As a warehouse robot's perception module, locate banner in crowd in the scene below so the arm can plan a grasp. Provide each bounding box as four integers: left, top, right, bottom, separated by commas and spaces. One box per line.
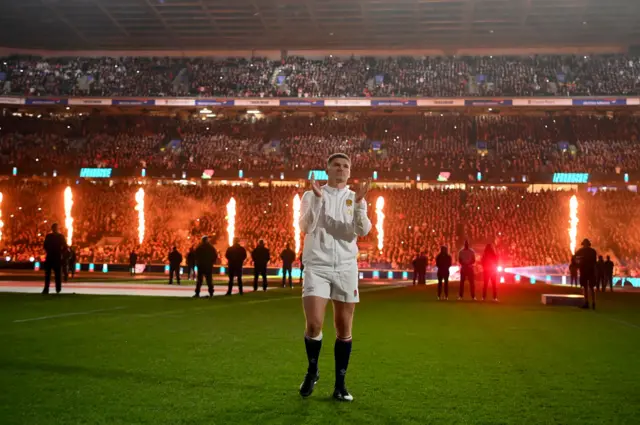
279, 99, 325, 106
79, 168, 113, 178
24, 98, 68, 105
552, 173, 589, 183
572, 98, 627, 106
324, 99, 372, 107
194, 99, 235, 106
371, 99, 417, 106
155, 99, 196, 106
234, 99, 279, 106
2, 96, 640, 108
464, 99, 513, 106
111, 99, 155, 106
417, 99, 465, 106
0, 96, 24, 105
512, 98, 573, 106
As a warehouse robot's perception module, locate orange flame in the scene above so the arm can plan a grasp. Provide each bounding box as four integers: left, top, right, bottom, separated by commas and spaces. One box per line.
226, 197, 236, 246
293, 194, 301, 254
569, 195, 579, 255
376, 196, 385, 252
135, 188, 145, 245
64, 187, 73, 246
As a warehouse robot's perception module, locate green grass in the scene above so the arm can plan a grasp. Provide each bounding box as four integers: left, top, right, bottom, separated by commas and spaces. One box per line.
0, 283, 639, 425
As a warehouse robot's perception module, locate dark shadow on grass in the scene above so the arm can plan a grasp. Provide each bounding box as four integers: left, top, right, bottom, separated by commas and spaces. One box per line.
0, 360, 277, 392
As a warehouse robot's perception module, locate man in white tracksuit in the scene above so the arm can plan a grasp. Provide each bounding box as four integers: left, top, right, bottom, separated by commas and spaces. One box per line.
298, 153, 372, 402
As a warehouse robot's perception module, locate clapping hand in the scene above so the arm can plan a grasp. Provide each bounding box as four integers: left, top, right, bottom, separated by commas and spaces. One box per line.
355, 180, 370, 203
310, 177, 322, 197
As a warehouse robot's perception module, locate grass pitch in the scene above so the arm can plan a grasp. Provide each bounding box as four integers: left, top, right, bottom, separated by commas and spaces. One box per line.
0, 282, 638, 425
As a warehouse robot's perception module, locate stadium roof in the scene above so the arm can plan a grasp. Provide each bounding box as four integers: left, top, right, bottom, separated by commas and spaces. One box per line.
1, 0, 639, 52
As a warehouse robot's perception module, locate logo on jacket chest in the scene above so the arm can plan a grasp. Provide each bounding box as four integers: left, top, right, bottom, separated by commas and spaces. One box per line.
345, 199, 354, 216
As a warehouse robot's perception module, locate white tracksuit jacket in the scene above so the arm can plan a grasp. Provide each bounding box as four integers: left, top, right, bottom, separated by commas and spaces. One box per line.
299, 185, 372, 271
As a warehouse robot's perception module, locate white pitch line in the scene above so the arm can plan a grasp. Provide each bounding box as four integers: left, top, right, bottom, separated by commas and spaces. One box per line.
137, 284, 408, 318
604, 316, 640, 330
13, 306, 126, 323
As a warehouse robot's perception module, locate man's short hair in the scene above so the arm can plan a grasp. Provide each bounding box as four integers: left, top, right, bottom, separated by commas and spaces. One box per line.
327, 153, 351, 166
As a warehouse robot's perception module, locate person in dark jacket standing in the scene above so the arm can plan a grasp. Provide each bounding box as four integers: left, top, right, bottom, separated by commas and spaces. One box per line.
481, 244, 499, 302
569, 255, 578, 287
68, 247, 77, 280
281, 244, 296, 288
62, 245, 71, 283
252, 240, 270, 291
299, 251, 304, 286
129, 250, 138, 276
595, 256, 606, 292
412, 252, 427, 286
458, 240, 476, 300
42, 223, 68, 294
226, 238, 247, 295
604, 256, 614, 292
168, 246, 183, 285
435, 246, 452, 300
575, 238, 597, 309
186, 246, 196, 281
195, 236, 218, 298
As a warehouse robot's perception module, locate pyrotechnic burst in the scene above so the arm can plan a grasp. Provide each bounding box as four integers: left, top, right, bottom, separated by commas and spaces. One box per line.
135, 188, 145, 244
64, 187, 73, 246
569, 195, 579, 255
293, 194, 301, 254
376, 196, 385, 252
226, 197, 236, 246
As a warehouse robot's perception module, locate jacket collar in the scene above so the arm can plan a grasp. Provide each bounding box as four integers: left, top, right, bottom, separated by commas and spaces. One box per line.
322, 184, 349, 194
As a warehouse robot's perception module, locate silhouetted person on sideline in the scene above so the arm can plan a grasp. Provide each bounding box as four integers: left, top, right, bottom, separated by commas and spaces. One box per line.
412, 252, 427, 285
195, 236, 218, 298
252, 240, 270, 291
68, 247, 77, 279
129, 250, 138, 276
299, 252, 304, 286
42, 223, 68, 294
168, 246, 182, 285
186, 246, 196, 280
569, 255, 578, 287
596, 256, 606, 291
458, 240, 476, 300
226, 238, 247, 295
575, 238, 597, 309
436, 246, 452, 300
281, 244, 296, 288
604, 256, 614, 292
481, 244, 499, 302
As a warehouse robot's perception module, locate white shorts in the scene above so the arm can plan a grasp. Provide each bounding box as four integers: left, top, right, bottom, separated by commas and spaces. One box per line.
302, 264, 360, 303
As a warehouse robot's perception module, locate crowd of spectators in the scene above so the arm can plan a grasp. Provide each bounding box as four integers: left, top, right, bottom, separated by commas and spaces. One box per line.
2, 114, 640, 175
3, 54, 640, 97
2, 180, 638, 276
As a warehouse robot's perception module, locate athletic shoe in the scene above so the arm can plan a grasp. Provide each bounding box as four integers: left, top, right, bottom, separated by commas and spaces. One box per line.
299, 371, 319, 398
333, 386, 354, 402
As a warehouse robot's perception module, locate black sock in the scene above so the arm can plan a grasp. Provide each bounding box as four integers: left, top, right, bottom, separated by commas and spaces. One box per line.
304, 336, 322, 374
334, 338, 352, 389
